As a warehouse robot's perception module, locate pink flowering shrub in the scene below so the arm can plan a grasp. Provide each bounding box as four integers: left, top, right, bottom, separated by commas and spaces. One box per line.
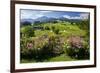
64, 35, 90, 59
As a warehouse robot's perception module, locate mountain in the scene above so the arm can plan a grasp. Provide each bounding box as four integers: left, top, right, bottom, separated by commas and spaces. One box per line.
58, 16, 69, 21
21, 19, 34, 24
21, 16, 83, 25
34, 16, 58, 23
35, 16, 49, 22
20, 19, 35, 26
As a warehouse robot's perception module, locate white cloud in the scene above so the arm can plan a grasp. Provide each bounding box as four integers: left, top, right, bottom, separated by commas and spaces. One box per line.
63, 15, 71, 19
21, 10, 53, 19
40, 11, 53, 13
80, 13, 89, 20
34, 14, 44, 19
63, 15, 81, 19
21, 10, 45, 19
21, 9, 89, 20
71, 16, 81, 19
63, 13, 89, 20
21, 11, 33, 19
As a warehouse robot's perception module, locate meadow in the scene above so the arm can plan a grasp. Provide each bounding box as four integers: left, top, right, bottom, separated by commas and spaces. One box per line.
20, 20, 90, 63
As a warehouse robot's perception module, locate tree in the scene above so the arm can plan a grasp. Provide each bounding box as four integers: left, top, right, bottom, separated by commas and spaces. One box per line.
34, 21, 41, 24
21, 21, 31, 26
21, 26, 35, 37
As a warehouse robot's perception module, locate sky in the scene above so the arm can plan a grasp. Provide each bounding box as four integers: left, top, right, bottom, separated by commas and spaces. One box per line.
20, 9, 89, 20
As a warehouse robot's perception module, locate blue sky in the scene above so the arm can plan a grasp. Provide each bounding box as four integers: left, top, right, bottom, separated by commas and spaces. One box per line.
20, 9, 89, 20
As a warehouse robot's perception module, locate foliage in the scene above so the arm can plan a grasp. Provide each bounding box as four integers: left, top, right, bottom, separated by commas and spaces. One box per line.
45, 26, 50, 30
77, 20, 90, 36
21, 21, 31, 26
20, 20, 90, 63
51, 26, 55, 31
54, 29, 60, 34
20, 26, 35, 37
63, 36, 90, 59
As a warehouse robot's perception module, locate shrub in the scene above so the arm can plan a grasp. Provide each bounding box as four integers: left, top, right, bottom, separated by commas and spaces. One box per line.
54, 29, 59, 34
68, 36, 83, 49
20, 26, 35, 38
47, 36, 63, 56
37, 35, 64, 58
20, 35, 50, 60
64, 36, 90, 59
21, 38, 35, 59
51, 26, 55, 31
45, 26, 50, 30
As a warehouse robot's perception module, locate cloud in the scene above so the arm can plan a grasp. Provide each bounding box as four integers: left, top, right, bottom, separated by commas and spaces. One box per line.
63, 13, 89, 20
35, 14, 44, 18
21, 11, 33, 19
21, 10, 53, 19
63, 15, 81, 19
21, 10, 45, 19
80, 13, 89, 20
21, 9, 89, 20
63, 15, 71, 19
40, 11, 53, 13
71, 16, 81, 19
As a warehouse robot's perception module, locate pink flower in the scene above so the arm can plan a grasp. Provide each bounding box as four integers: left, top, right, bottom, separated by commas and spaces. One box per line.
27, 43, 33, 49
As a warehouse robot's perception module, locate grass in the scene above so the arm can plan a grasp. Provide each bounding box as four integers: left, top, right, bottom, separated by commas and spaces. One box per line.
21, 59, 36, 63
21, 22, 86, 38
33, 23, 86, 37
21, 54, 76, 63
35, 30, 55, 37
45, 54, 76, 62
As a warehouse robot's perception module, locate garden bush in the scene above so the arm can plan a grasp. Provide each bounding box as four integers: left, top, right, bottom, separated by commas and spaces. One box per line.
47, 36, 63, 56
63, 36, 90, 59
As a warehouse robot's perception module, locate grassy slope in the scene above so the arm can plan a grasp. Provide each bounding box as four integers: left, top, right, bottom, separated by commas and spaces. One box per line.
21, 22, 87, 63
34, 22, 86, 37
